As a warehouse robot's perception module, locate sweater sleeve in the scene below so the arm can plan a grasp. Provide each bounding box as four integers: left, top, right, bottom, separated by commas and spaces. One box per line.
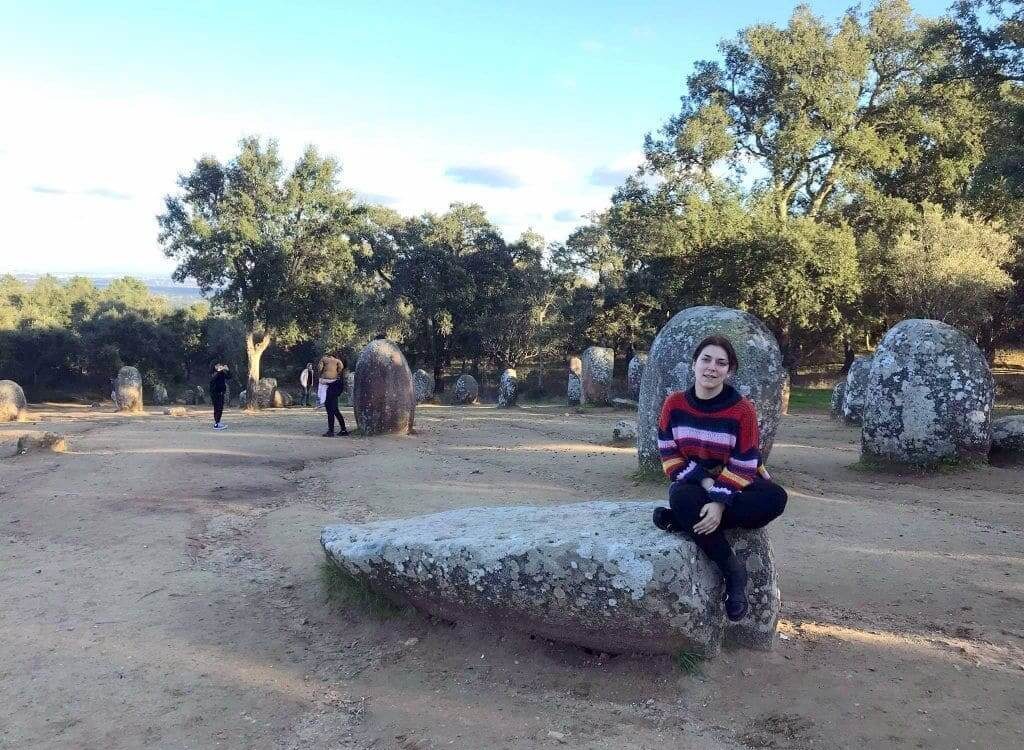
657, 394, 708, 484
709, 400, 767, 504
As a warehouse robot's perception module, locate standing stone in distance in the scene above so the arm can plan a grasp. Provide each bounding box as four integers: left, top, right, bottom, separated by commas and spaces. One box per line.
838, 356, 872, 424
254, 378, 279, 408
627, 353, 648, 401
151, 383, 169, 405
453, 374, 479, 405
114, 366, 144, 413
497, 369, 518, 408
567, 375, 581, 405
780, 372, 791, 416
637, 306, 786, 473
991, 415, 1024, 458
353, 339, 416, 435
581, 346, 614, 406
0, 380, 27, 422
321, 500, 780, 657
612, 420, 637, 443
829, 379, 847, 421
413, 369, 435, 403
343, 372, 356, 405
861, 319, 994, 464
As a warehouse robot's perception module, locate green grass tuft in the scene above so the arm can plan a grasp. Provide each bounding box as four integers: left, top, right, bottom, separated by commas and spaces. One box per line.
319, 560, 408, 620
850, 454, 984, 475
673, 648, 704, 675
630, 464, 667, 484
788, 387, 833, 411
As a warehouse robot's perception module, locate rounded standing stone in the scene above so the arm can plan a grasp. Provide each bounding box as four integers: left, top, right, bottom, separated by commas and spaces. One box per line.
829, 379, 847, 421
838, 356, 872, 424
991, 415, 1024, 458
453, 374, 479, 405
114, 366, 144, 413
497, 369, 518, 408
637, 306, 786, 473
581, 346, 614, 405
0, 380, 28, 422
353, 339, 416, 435
151, 383, 169, 405
254, 377, 278, 408
861, 319, 994, 464
413, 369, 435, 403
627, 353, 648, 401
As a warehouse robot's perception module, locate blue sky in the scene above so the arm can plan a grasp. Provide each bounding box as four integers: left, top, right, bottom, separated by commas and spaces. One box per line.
0, 0, 952, 274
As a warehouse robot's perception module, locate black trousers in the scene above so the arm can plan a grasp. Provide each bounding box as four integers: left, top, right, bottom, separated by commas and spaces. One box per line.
668, 479, 787, 572
302, 385, 312, 406
212, 391, 225, 424
325, 380, 346, 433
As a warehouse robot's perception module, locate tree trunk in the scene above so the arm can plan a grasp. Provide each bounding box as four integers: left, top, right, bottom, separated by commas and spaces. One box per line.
244, 330, 272, 410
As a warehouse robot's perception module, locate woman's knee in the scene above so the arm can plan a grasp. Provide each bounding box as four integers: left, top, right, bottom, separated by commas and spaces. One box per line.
669, 482, 705, 522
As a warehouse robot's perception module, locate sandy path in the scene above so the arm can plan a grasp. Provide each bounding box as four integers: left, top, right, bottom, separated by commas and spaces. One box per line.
1, 403, 1021, 749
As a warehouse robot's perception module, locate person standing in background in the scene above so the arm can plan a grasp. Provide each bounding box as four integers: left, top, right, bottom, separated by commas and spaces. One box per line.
299, 362, 315, 406
317, 352, 348, 437
209, 362, 232, 430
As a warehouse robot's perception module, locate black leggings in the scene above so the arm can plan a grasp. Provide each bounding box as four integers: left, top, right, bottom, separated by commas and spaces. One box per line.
668, 479, 787, 572
212, 392, 225, 424
325, 380, 346, 433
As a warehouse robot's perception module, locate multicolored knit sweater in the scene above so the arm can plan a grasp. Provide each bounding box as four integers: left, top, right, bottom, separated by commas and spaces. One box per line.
658, 384, 770, 505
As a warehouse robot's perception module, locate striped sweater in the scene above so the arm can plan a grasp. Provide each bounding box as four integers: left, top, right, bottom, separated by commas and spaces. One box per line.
658, 384, 770, 505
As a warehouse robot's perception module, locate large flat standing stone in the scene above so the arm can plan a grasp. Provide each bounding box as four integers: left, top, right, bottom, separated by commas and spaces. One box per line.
321, 501, 779, 656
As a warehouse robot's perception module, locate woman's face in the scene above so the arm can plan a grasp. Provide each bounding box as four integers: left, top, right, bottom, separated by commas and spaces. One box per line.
693, 344, 732, 391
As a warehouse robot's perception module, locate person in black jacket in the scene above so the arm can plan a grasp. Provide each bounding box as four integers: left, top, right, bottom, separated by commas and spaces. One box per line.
209, 363, 232, 430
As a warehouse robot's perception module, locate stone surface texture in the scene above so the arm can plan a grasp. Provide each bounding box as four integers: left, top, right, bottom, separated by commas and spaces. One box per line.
321, 500, 779, 656
253, 378, 279, 408
567, 374, 581, 406
581, 346, 615, 406
612, 421, 637, 442
861, 319, 994, 464
838, 356, 872, 424
16, 432, 66, 454
497, 369, 518, 408
627, 354, 648, 401
453, 374, 479, 405
114, 366, 144, 413
353, 340, 416, 435
991, 415, 1024, 455
413, 369, 435, 403
0, 380, 28, 422
151, 384, 169, 405
637, 306, 786, 473
830, 380, 847, 421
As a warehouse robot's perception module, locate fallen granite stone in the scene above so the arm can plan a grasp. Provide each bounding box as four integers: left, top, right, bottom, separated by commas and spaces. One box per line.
862, 319, 993, 464
16, 432, 66, 455
611, 397, 638, 410
612, 420, 637, 442
321, 501, 779, 656
0, 380, 28, 422
163, 406, 187, 417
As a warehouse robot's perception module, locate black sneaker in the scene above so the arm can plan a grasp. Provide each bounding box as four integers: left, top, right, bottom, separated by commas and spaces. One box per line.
652, 507, 679, 533
323, 430, 336, 437
724, 559, 749, 621
338, 430, 350, 436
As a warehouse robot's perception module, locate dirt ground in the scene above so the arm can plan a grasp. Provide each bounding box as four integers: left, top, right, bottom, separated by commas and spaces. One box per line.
1, 400, 1023, 750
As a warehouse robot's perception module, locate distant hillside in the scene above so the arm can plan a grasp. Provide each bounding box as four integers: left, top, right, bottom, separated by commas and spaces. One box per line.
12, 273, 206, 306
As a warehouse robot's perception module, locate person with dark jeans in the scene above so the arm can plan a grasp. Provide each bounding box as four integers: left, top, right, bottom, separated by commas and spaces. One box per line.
300, 362, 315, 406
323, 378, 348, 436
652, 334, 788, 621
209, 363, 232, 430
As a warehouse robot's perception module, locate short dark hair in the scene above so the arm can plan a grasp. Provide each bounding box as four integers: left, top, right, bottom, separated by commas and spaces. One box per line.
692, 335, 739, 373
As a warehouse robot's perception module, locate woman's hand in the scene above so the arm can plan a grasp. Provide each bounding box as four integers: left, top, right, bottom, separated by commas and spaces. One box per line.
693, 502, 725, 535
700, 477, 714, 491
